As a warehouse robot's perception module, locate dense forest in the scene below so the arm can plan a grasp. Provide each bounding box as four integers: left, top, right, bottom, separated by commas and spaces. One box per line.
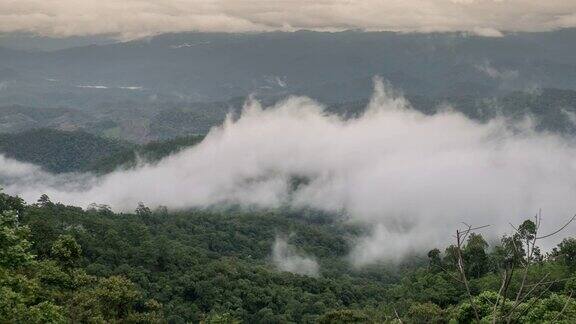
2, 88, 576, 144
0, 129, 130, 173
0, 129, 204, 174
2, 189, 576, 323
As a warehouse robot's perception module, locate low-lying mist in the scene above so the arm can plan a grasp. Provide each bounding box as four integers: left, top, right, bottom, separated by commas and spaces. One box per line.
272, 235, 320, 277
2, 78, 576, 265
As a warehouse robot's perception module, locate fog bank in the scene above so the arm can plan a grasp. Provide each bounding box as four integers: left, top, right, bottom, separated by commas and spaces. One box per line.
2, 79, 576, 264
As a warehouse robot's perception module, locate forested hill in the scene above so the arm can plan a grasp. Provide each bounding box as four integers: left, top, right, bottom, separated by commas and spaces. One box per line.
2, 190, 576, 322
2, 87, 576, 174
89, 134, 205, 174
0, 129, 130, 173
1, 88, 576, 145
0, 129, 204, 174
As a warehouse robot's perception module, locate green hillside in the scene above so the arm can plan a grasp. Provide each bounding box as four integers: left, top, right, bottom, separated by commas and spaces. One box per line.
2, 191, 576, 322
0, 129, 204, 174
0, 129, 130, 173
89, 135, 204, 174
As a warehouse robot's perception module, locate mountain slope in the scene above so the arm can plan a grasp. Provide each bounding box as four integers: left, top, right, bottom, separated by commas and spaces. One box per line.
0, 129, 130, 173
0, 129, 204, 174
89, 134, 205, 174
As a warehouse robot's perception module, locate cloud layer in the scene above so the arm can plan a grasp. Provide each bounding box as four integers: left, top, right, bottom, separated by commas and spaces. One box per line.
2, 79, 576, 264
1, 0, 576, 38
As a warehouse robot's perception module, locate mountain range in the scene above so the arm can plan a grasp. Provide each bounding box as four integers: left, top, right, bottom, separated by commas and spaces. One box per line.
1, 29, 576, 108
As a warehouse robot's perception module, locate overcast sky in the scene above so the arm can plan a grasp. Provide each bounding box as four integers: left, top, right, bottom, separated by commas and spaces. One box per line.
1, 0, 575, 39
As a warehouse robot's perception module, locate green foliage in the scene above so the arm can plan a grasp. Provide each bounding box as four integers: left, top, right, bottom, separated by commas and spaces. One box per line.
393, 220, 576, 323
463, 233, 489, 278
519, 293, 576, 323
66, 275, 161, 323
3, 189, 576, 322
0, 210, 34, 268
0, 129, 130, 173
0, 206, 67, 323
518, 220, 537, 241
0, 190, 25, 215
89, 135, 204, 174
317, 309, 373, 324
557, 238, 576, 269
0, 129, 204, 174
203, 312, 242, 324
16, 196, 398, 322
0, 191, 161, 323
451, 291, 506, 322
405, 302, 445, 323
427, 248, 442, 273
51, 234, 82, 268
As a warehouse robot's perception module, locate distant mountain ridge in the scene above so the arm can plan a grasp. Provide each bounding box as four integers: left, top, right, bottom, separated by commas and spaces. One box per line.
1, 30, 576, 108
1, 88, 576, 174
2, 88, 576, 144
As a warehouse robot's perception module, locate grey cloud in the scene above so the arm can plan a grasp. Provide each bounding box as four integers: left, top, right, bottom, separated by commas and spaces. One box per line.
1, 1, 576, 38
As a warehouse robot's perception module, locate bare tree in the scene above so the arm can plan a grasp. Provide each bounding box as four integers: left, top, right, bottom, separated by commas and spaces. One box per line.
444, 212, 575, 323
454, 224, 490, 322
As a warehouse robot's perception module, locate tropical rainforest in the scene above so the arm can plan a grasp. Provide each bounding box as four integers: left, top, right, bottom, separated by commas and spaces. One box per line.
2, 188, 576, 323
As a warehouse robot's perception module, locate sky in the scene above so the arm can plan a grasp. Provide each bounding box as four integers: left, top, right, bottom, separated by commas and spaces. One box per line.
1, 0, 576, 39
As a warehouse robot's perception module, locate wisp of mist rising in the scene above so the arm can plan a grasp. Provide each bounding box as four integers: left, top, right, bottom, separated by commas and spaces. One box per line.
2, 79, 576, 264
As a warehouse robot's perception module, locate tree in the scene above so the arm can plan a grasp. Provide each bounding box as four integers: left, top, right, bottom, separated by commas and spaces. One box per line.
96, 276, 142, 319
557, 238, 576, 269
204, 312, 242, 324
519, 293, 576, 322
37, 194, 53, 207
0, 210, 34, 268
427, 248, 442, 272
135, 202, 152, 218
317, 309, 372, 324
0, 190, 25, 216
406, 302, 445, 323
0, 209, 66, 322
443, 215, 576, 323
51, 235, 82, 269
463, 233, 489, 278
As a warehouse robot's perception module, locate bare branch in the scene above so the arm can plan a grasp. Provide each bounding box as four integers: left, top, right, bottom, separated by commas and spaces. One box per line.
456, 228, 481, 322
536, 214, 576, 240
513, 277, 556, 321
509, 222, 520, 233
458, 224, 491, 234
524, 278, 572, 287
491, 269, 509, 324
507, 217, 540, 323
506, 272, 551, 322
393, 306, 403, 324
